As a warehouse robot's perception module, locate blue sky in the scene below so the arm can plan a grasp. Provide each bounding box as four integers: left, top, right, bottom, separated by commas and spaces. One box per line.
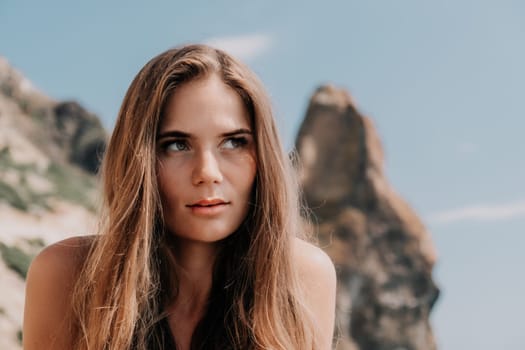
1, 1, 524, 348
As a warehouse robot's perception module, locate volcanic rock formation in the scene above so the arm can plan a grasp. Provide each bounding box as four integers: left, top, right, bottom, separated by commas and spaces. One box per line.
295, 85, 439, 350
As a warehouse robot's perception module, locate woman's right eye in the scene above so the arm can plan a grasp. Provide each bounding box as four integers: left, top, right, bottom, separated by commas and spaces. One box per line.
164, 140, 189, 152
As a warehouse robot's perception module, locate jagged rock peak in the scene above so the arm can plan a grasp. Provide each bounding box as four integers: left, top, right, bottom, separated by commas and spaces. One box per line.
310, 84, 355, 111
296, 84, 438, 350
296, 84, 385, 207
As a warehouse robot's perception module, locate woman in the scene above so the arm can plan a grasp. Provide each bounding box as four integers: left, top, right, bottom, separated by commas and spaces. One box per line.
23, 44, 336, 350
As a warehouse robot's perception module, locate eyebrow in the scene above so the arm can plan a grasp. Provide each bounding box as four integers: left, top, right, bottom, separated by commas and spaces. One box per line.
157, 128, 253, 140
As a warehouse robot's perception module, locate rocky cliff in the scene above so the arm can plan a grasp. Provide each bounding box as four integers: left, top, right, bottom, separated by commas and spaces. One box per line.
295, 85, 439, 349
0, 56, 106, 175
0, 56, 104, 349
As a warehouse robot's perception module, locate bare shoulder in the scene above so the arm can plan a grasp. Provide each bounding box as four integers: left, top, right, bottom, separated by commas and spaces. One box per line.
293, 238, 337, 349
27, 235, 93, 285
35, 234, 92, 261
293, 237, 337, 288
23, 235, 94, 349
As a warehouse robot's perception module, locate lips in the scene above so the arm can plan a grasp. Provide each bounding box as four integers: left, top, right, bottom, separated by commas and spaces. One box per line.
187, 198, 230, 207
187, 198, 230, 216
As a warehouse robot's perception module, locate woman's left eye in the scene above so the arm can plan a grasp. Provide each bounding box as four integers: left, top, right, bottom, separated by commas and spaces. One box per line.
222, 137, 248, 149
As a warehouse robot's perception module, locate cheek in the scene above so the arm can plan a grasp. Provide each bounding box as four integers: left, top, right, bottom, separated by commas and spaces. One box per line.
228, 153, 257, 189
157, 161, 184, 203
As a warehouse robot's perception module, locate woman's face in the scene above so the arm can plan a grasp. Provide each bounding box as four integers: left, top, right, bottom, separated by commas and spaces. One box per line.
157, 74, 257, 244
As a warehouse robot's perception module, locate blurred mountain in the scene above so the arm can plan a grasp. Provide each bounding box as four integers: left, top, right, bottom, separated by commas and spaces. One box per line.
295, 85, 440, 349
0, 56, 105, 348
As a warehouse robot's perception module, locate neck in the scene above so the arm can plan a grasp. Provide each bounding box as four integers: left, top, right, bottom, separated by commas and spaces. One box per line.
168, 239, 219, 319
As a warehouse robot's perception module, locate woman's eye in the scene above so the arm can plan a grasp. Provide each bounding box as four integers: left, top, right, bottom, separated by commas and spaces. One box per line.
222, 137, 248, 149
165, 140, 189, 152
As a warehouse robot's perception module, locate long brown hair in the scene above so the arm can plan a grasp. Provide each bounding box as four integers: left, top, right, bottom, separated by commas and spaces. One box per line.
70, 44, 317, 349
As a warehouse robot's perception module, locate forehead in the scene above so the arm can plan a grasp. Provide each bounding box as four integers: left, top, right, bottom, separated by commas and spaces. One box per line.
160, 74, 251, 133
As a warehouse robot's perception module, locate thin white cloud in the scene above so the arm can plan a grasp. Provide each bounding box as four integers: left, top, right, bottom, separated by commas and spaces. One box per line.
204, 33, 272, 61
427, 199, 525, 224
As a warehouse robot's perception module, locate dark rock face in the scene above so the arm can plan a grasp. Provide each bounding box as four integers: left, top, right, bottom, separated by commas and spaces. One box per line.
0, 56, 107, 175
295, 85, 439, 350
53, 101, 106, 174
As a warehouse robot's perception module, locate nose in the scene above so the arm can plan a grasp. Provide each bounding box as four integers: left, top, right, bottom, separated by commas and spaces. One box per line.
192, 150, 223, 185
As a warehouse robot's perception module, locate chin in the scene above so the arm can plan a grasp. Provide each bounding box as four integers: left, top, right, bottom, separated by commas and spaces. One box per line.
171, 226, 238, 244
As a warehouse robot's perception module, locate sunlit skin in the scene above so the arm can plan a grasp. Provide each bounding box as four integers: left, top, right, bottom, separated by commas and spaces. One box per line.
156, 74, 256, 246
156, 74, 257, 348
